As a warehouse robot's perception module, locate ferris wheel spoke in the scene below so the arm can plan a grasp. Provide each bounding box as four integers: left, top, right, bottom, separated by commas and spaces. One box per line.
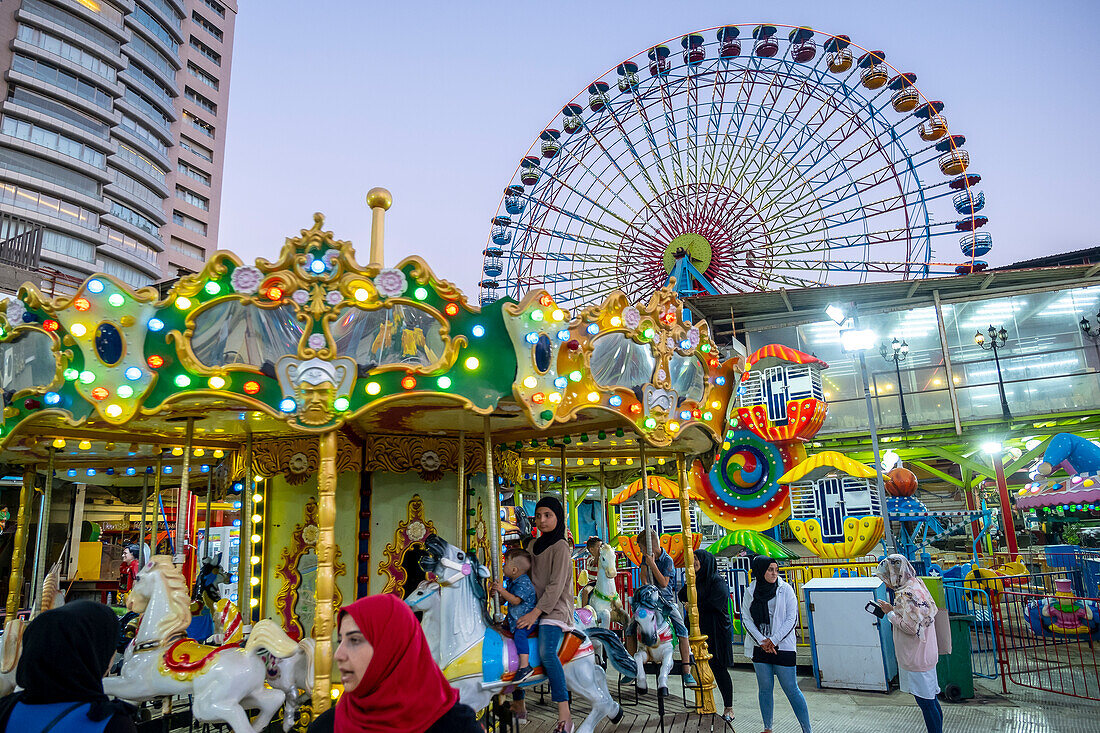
594, 100, 666, 200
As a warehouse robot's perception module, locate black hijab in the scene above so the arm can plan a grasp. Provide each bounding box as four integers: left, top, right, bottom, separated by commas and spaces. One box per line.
749, 555, 779, 629
693, 550, 731, 614
532, 496, 567, 555
0, 601, 133, 726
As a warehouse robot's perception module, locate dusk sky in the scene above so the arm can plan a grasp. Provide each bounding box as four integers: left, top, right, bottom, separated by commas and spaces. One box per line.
219, 0, 1100, 296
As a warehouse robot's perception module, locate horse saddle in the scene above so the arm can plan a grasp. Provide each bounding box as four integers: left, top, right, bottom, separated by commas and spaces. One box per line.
486, 628, 589, 683
160, 638, 239, 679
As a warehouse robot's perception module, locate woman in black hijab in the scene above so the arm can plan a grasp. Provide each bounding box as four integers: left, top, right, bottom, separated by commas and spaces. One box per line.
741, 557, 811, 733
0, 600, 135, 733
679, 549, 734, 721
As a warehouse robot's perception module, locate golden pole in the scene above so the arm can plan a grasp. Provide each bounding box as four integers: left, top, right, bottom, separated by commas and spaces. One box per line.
238, 439, 252, 618
313, 430, 338, 713
202, 472, 213, 559
5, 467, 35, 617
678, 454, 715, 713
640, 442, 652, 557
138, 473, 149, 565
484, 418, 501, 607
365, 187, 392, 267
457, 432, 465, 548
30, 449, 54, 614
174, 418, 194, 566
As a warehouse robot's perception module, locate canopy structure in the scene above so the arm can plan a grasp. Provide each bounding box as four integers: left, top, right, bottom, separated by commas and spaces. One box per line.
0, 207, 737, 710
609, 474, 704, 504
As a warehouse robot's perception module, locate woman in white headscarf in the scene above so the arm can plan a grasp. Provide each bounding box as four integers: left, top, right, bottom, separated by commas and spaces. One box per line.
875, 554, 942, 733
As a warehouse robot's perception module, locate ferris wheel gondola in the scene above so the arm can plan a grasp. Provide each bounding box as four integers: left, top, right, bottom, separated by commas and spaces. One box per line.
481, 23, 992, 307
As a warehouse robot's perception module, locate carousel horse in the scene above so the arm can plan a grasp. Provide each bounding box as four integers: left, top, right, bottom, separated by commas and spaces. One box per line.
587, 542, 627, 630
406, 535, 634, 733
103, 556, 301, 733
629, 585, 675, 697
0, 560, 66, 695
267, 637, 315, 732
187, 555, 244, 644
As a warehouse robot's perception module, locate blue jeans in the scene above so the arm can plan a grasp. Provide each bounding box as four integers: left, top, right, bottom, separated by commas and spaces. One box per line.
754, 661, 811, 733
513, 625, 530, 658
915, 694, 943, 733
513, 624, 569, 704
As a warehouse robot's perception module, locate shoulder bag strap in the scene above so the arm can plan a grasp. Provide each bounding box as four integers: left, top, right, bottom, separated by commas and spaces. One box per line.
40, 702, 85, 733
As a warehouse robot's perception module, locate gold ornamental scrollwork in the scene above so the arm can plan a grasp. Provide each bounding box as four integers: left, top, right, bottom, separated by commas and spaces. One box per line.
377, 494, 437, 597
274, 498, 346, 641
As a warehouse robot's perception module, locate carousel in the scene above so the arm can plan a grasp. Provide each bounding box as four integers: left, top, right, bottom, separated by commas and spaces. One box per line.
0, 190, 742, 729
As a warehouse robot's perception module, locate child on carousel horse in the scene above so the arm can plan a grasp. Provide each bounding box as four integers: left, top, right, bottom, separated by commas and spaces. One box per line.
491, 547, 538, 684
580, 536, 603, 607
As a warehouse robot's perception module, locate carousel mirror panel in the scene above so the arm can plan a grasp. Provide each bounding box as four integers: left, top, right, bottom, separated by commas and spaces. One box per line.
275, 498, 344, 640
0, 330, 56, 393
329, 305, 445, 369
190, 301, 302, 368
590, 332, 655, 390
669, 353, 706, 402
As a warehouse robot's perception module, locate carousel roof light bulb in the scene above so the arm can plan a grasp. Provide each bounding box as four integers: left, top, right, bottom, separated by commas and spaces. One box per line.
208, 376, 226, 389
551, 309, 565, 322
251, 534, 261, 543
366, 381, 381, 395
213, 449, 224, 458
625, 458, 633, 465
523, 376, 537, 389
70, 323, 87, 337
79, 440, 91, 450
52, 438, 65, 448
471, 324, 485, 338
610, 316, 622, 327
251, 556, 260, 564
252, 514, 262, 523
175, 297, 191, 310
249, 598, 259, 608
105, 404, 122, 417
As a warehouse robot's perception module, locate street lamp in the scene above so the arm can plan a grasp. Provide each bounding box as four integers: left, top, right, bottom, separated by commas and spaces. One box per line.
974, 324, 1012, 422
880, 338, 911, 431
982, 441, 1018, 556
827, 302, 896, 552
1079, 313, 1100, 365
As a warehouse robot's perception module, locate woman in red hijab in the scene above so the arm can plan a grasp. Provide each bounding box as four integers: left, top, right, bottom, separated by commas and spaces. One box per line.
308, 593, 479, 733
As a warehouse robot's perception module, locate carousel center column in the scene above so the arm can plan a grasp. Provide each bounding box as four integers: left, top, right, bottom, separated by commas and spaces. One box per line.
4, 466, 35, 618
313, 429, 338, 712
678, 453, 716, 713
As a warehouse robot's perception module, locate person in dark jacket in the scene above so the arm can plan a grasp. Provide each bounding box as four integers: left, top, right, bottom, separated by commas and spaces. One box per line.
308, 593, 479, 733
679, 549, 735, 720
0, 600, 136, 733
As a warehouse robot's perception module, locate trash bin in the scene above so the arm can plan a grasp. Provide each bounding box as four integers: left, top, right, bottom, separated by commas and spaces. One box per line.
936, 613, 974, 702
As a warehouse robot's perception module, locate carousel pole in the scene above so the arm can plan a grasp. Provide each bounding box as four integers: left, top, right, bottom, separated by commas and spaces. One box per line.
313, 430, 338, 713
640, 442, 653, 558
484, 417, 502, 617
154, 456, 163, 555
5, 466, 35, 617
678, 454, 716, 713
202, 472, 213, 559
561, 444, 577, 542
238, 437, 252, 622
174, 418, 195, 567
457, 431, 465, 549
30, 449, 55, 614
601, 465, 617, 540
535, 471, 541, 502
138, 473, 149, 564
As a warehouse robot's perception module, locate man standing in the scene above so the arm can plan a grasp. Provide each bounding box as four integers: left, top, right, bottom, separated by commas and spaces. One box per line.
635, 529, 697, 686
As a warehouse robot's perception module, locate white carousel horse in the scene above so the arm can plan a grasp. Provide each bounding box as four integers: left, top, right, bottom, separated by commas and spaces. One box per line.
587, 542, 627, 630
102, 556, 300, 733
629, 585, 675, 697
0, 560, 66, 695
268, 637, 315, 732
406, 535, 635, 733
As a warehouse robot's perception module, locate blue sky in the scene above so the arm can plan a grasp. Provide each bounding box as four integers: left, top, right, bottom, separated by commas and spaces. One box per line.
219, 0, 1100, 296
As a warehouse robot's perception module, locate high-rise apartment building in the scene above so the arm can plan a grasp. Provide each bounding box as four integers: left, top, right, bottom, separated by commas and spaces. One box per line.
0, 0, 236, 294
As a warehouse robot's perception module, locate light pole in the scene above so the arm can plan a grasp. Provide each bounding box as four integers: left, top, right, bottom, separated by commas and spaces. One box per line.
880, 338, 911, 431
982, 442, 1018, 556
828, 303, 896, 552
974, 324, 1012, 422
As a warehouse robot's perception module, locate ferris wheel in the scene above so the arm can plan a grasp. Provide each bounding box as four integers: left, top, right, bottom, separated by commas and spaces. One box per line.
480, 24, 991, 307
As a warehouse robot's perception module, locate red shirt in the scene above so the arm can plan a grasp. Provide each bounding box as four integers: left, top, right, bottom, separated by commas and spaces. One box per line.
120, 559, 139, 591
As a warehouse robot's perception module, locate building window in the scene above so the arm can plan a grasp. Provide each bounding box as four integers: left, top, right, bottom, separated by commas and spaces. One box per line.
173, 210, 207, 236
20, 0, 121, 54
177, 160, 211, 186
125, 61, 175, 109
191, 12, 223, 42
183, 111, 215, 138
0, 147, 99, 197
184, 86, 217, 115
128, 33, 175, 79
15, 25, 118, 83
132, 5, 180, 54
9, 87, 109, 139
104, 225, 159, 264
1, 116, 106, 169
115, 143, 167, 183
186, 62, 218, 90
119, 115, 170, 159
95, 257, 149, 287
123, 87, 172, 131
198, 0, 226, 19
179, 136, 213, 162
41, 229, 95, 260
189, 36, 221, 66
169, 237, 206, 260
11, 54, 113, 109
0, 181, 99, 229
111, 167, 164, 209
144, 0, 184, 31
108, 199, 161, 237
176, 185, 209, 211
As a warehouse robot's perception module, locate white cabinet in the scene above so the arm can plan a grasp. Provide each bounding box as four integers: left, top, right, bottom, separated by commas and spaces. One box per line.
803, 577, 897, 692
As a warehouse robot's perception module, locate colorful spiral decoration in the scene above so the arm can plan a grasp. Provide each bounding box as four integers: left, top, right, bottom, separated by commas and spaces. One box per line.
692, 430, 790, 531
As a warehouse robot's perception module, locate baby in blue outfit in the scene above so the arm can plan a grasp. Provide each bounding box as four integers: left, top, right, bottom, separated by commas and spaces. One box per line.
492, 547, 537, 683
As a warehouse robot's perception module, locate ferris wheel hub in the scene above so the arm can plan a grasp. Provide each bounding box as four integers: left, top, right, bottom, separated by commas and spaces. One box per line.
664, 233, 713, 275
